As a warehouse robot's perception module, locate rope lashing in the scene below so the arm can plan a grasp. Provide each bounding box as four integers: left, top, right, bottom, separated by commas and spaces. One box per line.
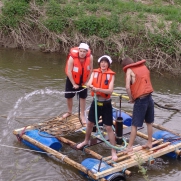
31, 114, 80, 137
16, 126, 27, 142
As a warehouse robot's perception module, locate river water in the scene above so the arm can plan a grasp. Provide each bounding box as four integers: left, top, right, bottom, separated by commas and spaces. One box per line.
0, 48, 181, 181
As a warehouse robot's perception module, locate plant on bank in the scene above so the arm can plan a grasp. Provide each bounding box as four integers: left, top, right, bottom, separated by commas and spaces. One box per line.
0, 0, 30, 28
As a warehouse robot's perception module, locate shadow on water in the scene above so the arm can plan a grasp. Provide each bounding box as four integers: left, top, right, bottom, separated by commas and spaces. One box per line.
0, 48, 181, 181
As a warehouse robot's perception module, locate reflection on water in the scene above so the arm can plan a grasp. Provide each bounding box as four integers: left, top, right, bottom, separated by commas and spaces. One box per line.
0, 48, 181, 181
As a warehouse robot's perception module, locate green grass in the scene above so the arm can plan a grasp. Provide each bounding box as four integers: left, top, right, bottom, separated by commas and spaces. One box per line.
0, 0, 30, 28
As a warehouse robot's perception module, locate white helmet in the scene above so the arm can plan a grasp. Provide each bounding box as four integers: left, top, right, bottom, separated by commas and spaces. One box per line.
78, 43, 89, 50
98, 55, 112, 64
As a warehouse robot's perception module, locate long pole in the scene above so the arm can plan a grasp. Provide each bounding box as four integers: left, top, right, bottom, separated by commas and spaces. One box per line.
20, 134, 98, 180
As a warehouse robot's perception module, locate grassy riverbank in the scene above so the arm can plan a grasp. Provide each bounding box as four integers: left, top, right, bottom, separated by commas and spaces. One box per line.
0, 0, 181, 75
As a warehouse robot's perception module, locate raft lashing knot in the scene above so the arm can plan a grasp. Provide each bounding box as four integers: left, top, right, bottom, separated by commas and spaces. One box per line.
16, 126, 27, 142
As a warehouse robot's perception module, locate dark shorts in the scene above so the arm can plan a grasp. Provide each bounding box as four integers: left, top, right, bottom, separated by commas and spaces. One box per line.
88, 99, 113, 126
64, 77, 87, 99
132, 94, 154, 127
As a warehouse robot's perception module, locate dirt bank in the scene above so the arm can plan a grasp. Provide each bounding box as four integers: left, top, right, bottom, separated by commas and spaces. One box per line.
0, 0, 181, 76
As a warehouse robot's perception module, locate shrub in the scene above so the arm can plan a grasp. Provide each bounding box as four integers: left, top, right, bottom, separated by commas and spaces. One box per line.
1, 0, 29, 28
43, 17, 67, 33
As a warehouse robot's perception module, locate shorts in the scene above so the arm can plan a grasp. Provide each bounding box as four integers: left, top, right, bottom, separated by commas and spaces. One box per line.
132, 94, 154, 127
64, 77, 87, 99
88, 99, 113, 126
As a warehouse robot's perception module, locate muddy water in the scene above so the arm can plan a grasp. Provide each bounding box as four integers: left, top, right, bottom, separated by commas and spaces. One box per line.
0, 48, 181, 181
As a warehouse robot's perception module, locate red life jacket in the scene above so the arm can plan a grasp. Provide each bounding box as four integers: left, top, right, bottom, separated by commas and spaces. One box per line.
123, 60, 153, 100
65, 47, 91, 85
91, 68, 115, 98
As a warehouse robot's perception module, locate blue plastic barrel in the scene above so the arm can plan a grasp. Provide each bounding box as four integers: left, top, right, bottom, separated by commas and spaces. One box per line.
80, 158, 125, 181
112, 108, 132, 126
22, 129, 62, 152
153, 130, 181, 158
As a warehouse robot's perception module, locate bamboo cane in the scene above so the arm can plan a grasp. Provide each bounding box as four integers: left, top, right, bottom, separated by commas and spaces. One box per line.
122, 124, 155, 141
124, 111, 181, 138
103, 139, 163, 161
104, 139, 163, 168
175, 149, 181, 156
103, 152, 125, 161
112, 148, 153, 167
13, 130, 110, 181
20, 134, 97, 180
150, 142, 171, 151
93, 142, 181, 180
57, 136, 103, 159
152, 123, 181, 137
57, 136, 131, 176
118, 141, 179, 167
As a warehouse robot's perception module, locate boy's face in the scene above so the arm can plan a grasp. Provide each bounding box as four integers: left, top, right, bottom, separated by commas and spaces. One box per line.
100, 60, 109, 70
78, 48, 87, 59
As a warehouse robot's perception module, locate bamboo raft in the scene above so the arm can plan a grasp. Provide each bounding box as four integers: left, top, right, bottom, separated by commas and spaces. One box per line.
13, 113, 181, 181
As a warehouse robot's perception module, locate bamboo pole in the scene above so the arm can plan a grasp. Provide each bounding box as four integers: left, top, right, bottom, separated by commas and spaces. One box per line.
150, 142, 170, 151
14, 130, 107, 180
117, 144, 178, 170
20, 134, 98, 180
107, 146, 159, 166
93, 142, 181, 180
115, 150, 154, 168
111, 147, 154, 166
103, 152, 125, 161
13, 126, 34, 133
122, 125, 155, 141
124, 111, 181, 138
13, 112, 154, 177
175, 149, 181, 156
152, 123, 181, 137
57, 136, 103, 159
104, 139, 163, 173
101, 139, 163, 176
57, 136, 131, 176
107, 154, 131, 164
113, 150, 153, 167
14, 121, 132, 176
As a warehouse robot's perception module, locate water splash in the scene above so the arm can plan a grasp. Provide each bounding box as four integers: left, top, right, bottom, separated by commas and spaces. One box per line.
7, 88, 65, 124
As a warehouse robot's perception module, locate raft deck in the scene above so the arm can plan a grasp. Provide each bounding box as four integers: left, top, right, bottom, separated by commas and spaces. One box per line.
13, 114, 181, 181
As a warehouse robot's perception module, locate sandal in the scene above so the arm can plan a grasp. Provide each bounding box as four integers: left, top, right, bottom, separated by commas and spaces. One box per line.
62, 112, 72, 119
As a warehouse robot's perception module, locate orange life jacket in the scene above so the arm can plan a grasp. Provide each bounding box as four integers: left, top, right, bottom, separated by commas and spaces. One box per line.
91, 68, 115, 98
123, 60, 153, 100
65, 47, 91, 85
